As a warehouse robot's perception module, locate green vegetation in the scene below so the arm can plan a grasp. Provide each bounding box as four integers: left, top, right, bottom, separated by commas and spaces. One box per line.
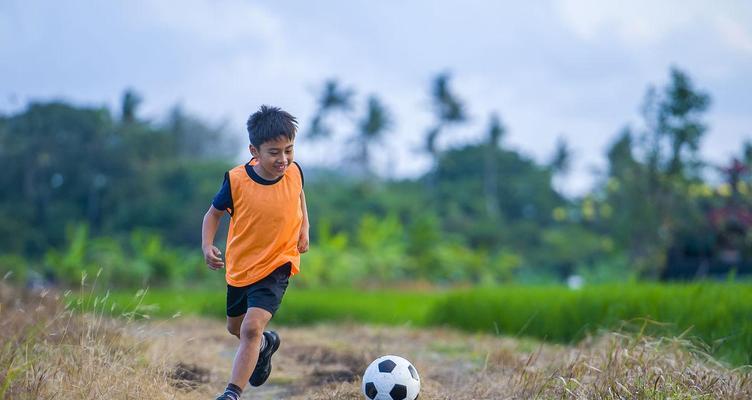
427, 283, 752, 365
3, 66, 752, 371
3, 67, 751, 289
89, 283, 752, 365
86, 285, 441, 326
276, 288, 443, 325
43, 224, 209, 288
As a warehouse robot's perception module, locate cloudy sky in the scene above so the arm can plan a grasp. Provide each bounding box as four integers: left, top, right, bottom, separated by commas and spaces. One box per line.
2, 0, 751, 195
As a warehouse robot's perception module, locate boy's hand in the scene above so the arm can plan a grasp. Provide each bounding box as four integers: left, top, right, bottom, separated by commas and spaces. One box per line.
202, 245, 225, 270
297, 228, 309, 254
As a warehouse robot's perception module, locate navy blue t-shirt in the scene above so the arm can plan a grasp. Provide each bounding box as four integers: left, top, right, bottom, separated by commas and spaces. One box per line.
212, 162, 304, 211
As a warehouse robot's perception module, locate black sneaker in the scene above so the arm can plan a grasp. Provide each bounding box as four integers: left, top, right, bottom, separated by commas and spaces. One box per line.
249, 330, 280, 387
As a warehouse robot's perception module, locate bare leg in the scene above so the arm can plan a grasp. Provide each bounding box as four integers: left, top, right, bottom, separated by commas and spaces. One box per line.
226, 314, 244, 338
229, 307, 272, 389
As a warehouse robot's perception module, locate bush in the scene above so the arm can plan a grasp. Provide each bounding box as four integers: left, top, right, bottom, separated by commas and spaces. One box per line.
294, 221, 365, 287
44, 223, 204, 288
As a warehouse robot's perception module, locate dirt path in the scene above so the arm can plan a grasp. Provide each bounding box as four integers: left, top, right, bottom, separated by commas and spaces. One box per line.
141, 318, 544, 399
139, 317, 751, 400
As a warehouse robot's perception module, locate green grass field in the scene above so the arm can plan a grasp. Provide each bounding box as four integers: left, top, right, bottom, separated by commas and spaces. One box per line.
86, 282, 752, 365
86, 284, 442, 326
428, 283, 752, 365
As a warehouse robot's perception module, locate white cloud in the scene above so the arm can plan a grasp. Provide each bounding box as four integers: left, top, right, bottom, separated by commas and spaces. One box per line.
714, 14, 752, 54
137, 0, 281, 44
0, 9, 11, 49
553, 0, 752, 50
555, 0, 691, 43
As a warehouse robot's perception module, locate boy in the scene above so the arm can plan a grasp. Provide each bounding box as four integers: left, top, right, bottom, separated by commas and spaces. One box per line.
201, 105, 309, 400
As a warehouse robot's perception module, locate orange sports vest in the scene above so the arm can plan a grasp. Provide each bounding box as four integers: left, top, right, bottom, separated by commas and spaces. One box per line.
224, 159, 303, 286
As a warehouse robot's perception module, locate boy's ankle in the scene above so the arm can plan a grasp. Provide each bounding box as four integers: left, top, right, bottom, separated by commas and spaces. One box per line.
216, 383, 242, 400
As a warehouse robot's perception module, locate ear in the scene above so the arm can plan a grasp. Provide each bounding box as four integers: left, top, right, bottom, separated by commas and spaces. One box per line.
249, 144, 259, 158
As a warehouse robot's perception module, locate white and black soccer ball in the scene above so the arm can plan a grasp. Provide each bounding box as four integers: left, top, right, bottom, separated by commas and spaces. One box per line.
361, 355, 420, 400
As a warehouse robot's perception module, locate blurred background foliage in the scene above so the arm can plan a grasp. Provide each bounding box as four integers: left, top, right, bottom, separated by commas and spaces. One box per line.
2, 67, 752, 289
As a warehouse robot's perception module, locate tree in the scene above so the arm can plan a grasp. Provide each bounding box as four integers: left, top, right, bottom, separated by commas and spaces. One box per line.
0, 102, 117, 252
642, 67, 711, 179
483, 113, 505, 217
602, 128, 656, 263
121, 89, 142, 124
0, 92, 238, 256
606, 128, 637, 177
425, 72, 467, 166
356, 95, 392, 175
549, 136, 572, 177
424, 72, 468, 198
165, 105, 235, 160
436, 142, 562, 249
548, 136, 572, 195
601, 67, 711, 277
743, 141, 752, 166
307, 79, 355, 140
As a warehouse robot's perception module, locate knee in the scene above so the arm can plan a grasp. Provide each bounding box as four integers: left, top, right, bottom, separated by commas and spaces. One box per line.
239, 319, 264, 342
226, 322, 240, 338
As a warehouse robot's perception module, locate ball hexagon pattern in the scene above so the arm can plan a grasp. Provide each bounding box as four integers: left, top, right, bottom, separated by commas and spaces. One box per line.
362, 355, 420, 400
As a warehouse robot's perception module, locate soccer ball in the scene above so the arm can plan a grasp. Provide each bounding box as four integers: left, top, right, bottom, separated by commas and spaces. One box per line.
361, 355, 420, 400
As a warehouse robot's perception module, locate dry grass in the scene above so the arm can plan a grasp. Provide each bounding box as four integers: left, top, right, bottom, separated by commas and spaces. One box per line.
2, 283, 750, 399
0, 282, 197, 399
262, 325, 752, 400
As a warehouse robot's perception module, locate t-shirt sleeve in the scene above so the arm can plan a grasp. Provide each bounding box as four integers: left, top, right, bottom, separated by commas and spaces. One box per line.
211, 172, 233, 211
294, 161, 304, 188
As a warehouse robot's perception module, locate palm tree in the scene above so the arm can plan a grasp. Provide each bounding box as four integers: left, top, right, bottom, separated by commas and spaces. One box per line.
121, 89, 142, 124
357, 95, 392, 175
549, 136, 572, 176
425, 72, 466, 165
431, 72, 466, 123
308, 79, 355, 140
548, 136, 572, 196
484, 113, 505, 217
425, 72, 467, 195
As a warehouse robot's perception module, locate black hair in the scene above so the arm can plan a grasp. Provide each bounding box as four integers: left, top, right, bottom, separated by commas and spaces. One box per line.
246, 105, 298, 148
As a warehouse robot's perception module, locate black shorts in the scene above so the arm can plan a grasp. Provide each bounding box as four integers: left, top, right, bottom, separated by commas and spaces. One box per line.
226, 263, 291, 317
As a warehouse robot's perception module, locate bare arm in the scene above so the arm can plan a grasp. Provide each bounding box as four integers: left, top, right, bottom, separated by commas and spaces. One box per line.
202, 205, 226, 270
297, 189, 310, 253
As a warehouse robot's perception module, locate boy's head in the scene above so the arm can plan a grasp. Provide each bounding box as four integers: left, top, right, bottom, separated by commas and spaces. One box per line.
246, 105, 298, 149
246, 105, 298, 179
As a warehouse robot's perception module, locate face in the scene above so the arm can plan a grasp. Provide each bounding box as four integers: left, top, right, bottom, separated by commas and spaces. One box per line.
249, 136, 294, 180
